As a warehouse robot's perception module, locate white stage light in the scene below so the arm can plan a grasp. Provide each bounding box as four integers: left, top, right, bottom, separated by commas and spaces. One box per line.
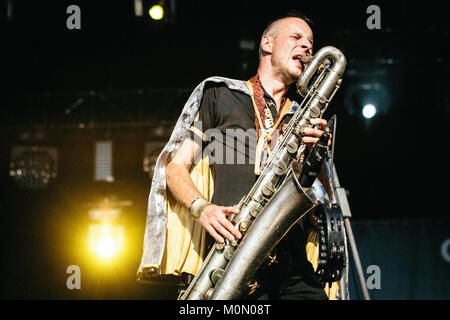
362, 104, 377, 119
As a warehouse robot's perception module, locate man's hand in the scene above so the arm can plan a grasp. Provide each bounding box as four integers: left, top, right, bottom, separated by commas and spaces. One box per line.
198, 204, 242, 243
302, 118, 332, 149
166, 137, 243, 244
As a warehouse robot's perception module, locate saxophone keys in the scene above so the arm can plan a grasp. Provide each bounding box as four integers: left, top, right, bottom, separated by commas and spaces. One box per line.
250, 201, 264, 218
210, 268, 225, 285
309, 105, 321, 118
274, 160, 287, 175
223, 247, 235, 260
239, 220, 250, 233
262, 183, 274, 197
287, 140, 299, 154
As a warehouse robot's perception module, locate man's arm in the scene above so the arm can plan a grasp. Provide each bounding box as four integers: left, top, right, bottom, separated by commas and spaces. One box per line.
166, 137, 242, 243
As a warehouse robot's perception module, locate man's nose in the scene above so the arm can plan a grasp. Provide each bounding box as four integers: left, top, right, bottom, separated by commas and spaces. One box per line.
300, 44, 312, 55
299, 39, 313, 54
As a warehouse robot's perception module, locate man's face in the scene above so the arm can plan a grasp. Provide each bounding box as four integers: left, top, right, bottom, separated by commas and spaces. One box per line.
269, 17, 314, 84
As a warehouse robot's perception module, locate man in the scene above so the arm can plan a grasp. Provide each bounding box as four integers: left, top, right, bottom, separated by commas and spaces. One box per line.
137, 11, 330, 300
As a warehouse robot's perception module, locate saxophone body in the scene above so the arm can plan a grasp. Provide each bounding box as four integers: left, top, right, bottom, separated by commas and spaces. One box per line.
179, 46, 346, 300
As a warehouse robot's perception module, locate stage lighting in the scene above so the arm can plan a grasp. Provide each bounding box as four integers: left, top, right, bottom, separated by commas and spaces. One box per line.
134, 0, 143, 16
88, 223, 125, 262
94, 141, 114, 182
9, 146, 58, 189
344, 81, 391, 120
95, 234, 116, 260
144, 0, 176, 24
149, 4, 164, 20
362, 104, 377, 119
86, 197, 132, 262
86, 197, 131, 263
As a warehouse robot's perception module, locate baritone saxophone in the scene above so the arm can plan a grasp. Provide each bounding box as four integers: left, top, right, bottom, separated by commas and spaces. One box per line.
179, 46, 347, 300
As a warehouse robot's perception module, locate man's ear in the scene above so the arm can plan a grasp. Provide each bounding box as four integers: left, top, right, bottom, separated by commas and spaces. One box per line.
260, 35, 273, 55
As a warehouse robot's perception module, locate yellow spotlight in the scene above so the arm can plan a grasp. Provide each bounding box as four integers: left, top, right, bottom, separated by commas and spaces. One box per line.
88, 224, 125, 262
149, 5, 164, 20
95, 234, 117, 260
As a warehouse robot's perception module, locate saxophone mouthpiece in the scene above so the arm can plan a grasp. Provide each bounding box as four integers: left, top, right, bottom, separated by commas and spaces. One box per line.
300, 54, 313, 64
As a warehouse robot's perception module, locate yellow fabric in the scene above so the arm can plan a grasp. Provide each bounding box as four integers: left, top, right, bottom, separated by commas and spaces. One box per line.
254, 134, 265, 176
161, 153, 214, 276
305, 228, 340, 300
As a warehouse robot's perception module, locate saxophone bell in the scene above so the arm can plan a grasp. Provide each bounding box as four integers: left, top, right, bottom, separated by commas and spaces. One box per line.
209, 161, 320, 300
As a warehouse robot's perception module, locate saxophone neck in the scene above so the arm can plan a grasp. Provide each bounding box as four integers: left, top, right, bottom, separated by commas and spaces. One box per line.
296, 46, 347, 97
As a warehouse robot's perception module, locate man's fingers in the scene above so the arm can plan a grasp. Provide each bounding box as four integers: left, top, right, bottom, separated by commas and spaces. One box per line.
310, 118, 327, 130
303, 136, 332, 146
302, 136, 319, 145
205, 224, 224, 243
224, 206, 240, 215
220, 207, 242, 240
219, 216, 242, 240
212, 220, 238, 242
200, 205, 242, 242
303, 127, 324, 138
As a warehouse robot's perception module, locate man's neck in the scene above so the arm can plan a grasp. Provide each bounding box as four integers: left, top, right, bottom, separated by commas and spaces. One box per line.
257, 69, 291, 110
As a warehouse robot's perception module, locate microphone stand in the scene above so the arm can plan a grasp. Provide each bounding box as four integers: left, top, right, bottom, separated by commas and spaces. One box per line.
330, 164, 370, 300
326, 115, 370, 300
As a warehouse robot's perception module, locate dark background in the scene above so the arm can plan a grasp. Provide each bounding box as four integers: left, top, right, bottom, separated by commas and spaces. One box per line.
0, 0, 448, 299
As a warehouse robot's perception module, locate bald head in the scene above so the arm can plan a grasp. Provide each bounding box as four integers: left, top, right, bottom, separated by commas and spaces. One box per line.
258, 12, 313, 61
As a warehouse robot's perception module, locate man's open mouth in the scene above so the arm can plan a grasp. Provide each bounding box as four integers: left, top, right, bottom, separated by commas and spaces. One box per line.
293, 56, 305, 69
